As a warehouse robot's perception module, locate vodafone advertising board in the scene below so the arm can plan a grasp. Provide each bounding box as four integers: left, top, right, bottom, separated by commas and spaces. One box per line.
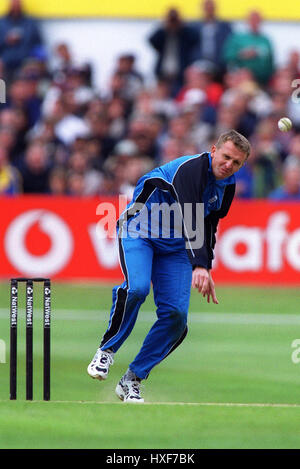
1, 196, 300, 285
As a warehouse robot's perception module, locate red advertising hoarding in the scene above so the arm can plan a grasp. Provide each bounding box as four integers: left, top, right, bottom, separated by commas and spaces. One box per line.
0, 196, 300, 285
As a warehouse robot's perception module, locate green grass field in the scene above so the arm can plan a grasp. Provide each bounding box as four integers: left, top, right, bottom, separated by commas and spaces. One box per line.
0, 282, 300, 449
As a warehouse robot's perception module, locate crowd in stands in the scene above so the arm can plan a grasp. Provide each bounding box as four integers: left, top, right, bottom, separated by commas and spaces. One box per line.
1, 0, 300, 200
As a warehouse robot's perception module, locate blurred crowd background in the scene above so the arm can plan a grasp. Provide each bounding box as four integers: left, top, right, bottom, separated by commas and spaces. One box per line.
1, 0, 300, 200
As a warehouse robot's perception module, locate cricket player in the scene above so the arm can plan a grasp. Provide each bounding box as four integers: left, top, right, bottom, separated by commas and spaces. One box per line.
88, 129, 250, 402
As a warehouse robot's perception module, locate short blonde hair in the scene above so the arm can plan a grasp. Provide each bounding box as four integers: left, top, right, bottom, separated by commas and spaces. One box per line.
216, 129, 251, 160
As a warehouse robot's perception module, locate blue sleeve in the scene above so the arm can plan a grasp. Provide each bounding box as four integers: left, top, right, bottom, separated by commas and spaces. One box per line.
173, 155, 235, 270
172, 155, 211, 269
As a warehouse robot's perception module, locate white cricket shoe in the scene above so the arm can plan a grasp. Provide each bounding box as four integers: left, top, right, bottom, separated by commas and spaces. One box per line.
115, 376, 144, 403
87, 348, 114, 380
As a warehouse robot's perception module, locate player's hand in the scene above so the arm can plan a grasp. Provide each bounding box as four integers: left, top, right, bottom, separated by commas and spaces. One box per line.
192, 267, 218, 304
206, 271, 219, 304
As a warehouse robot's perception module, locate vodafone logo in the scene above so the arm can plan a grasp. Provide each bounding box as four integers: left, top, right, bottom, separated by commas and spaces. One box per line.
4, 209, 73, 277
2, 200, 300, 283
216, 211, 300, 272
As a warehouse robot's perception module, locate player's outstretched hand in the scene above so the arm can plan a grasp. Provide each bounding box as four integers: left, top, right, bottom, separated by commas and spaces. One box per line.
192, 267, 219, 304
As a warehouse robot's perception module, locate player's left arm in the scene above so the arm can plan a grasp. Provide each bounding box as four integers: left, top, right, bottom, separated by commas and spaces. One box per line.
207, 182, 236, 264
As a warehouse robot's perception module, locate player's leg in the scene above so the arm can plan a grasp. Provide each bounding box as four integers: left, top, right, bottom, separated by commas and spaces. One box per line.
87, 235, 153, 380
116, 249, 192, 401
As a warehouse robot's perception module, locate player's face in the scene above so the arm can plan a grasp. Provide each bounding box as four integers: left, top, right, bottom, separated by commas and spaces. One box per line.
211, 140, 247, 180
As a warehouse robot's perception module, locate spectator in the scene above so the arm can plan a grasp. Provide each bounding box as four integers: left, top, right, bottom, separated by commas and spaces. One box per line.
6, 76, 42, 128
221, 68, 273, 118
85, 137, 104, 171
102, 153, 131, 197
149, 8, 199, 95
102, 142, 153, 199
19, 141, 51, 193
48, 166, 67, 195
0, 146, 21, 194
0, 58, 5, 78
285, 50, 300, 79
213, 104, 240, 136
223, 10, 274, 85
127, 116, 160, 161
0, 125, 17, 158
270, 93, 289, 119
160, 137, 184, 163
130, 87, 176, 151
176, 62, 223, 109
28, 116, 67, 164
284, 134, 300, 167
268, 162, 300, 201
0, 10, 297, 202
64, 67, 95, 108
0, 0, 44, 80
269, 66, 300, 129
214, 97, 256, 144
167, 115, 189, 143
125, 155, 152, 185
114, 54, 144, 102
250, 118, 282, 197
0, 108, 19, 128
107, 97, 127, 140
112, 139, 139, 159
192, 0, 232, 80
51, 43, 73, 82
132, 89, 155, 119
180, 102, 213, 151
67, 150, 103, 195
270, 67, 293, 103
86, 111, 116, 160
228, 91, 257, 138
50, 94, 90, 147
19, 55, 50, 95
234, 160, 254, 199
118, 154, 153, 199
148, 79, 177, 120
67, 171, 85, 196
0, 107, 28, 161
105, 70, 129, 104
146, 114, 168, 162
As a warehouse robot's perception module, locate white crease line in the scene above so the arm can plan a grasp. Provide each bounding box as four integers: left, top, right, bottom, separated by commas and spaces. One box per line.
3, 400, 300, 408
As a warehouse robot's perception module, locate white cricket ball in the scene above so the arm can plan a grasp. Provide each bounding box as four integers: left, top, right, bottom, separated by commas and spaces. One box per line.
278, 117, 292, 132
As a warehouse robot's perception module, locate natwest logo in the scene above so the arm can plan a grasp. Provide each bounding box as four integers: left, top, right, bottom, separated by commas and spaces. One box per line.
216, 211, 300, 272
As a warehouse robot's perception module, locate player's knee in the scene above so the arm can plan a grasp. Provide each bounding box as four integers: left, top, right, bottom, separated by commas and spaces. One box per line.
171, 309, 187, 333
130, 283, 150, 301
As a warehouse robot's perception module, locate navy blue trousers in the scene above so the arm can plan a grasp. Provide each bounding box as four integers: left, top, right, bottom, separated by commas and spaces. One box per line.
100, 236, 192, 379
